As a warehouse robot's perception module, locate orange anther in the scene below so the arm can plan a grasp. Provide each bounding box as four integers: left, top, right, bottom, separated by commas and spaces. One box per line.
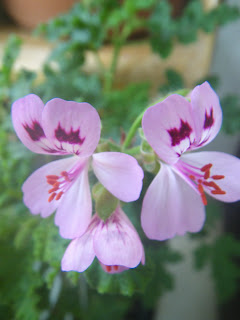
189, 175, 195, 180
61, 171, 68, 176
197, 183, 204, 194
113, 265, 119, 271
48, 193, 56, 202
212, 175, 225, 180
53, 182, 60, 188
200, 163, 213, 172
48, 187, 59, 193
106, 265, 112, 272
47, 179, 57, 185
46, 175, 59, 180
211, 190, 226, 195
55, 191, 64, 200
202, 181, 221, 191
201, 193, 207, 205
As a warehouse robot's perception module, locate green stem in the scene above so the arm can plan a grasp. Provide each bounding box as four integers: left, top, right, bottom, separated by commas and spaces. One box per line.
122, 110, 145, 150
104, 41, 121, 92
122, 88, 191, 150
103, 24, 132, 93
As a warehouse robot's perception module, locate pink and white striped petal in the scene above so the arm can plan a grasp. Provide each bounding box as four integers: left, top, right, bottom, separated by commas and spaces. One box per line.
61, 231, 95, 272
190, 82, 222, 148
142, 94, 196, 165
22, 156, 78, 218
93, 207, 144, 268
55, 160, 92, 239
92, 152, 144, 202
141, 162, 205, 240
42, 99, 101, 157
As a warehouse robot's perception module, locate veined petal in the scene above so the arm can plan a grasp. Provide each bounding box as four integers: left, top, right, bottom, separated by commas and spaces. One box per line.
42, 99, 101, 157
142, 94, 195, 164
55, 160, 92, 239
93, 207, 144, 268
190, 82, 222, 147
92, 152, 144, 202
22, 156, 78, 218
12, 94, 55, 154
61, 232, 95, 272
181, 152, 240, 202
141, 162, 205, 240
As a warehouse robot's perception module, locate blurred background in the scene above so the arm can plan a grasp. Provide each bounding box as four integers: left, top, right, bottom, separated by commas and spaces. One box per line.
0, 1, 240, 320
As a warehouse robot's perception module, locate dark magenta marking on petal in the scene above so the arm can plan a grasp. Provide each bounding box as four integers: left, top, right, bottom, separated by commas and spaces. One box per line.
204, 108, 214, 129
24, 121, 45, 141
55, 123, 85, 145
168, 120, 192, 147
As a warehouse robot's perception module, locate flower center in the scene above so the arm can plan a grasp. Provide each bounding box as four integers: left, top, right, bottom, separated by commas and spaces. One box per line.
46, 161, 84, 202
176, 161, 226, 205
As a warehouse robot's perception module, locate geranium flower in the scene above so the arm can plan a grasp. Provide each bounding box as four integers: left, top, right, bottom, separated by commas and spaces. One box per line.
141, 82, 240, 240
61, 206, 145, 273
12, 94, 143, 239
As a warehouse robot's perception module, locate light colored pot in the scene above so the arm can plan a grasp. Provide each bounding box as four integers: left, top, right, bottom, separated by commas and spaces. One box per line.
0, 0, 219, 92
3, 0, 77, 29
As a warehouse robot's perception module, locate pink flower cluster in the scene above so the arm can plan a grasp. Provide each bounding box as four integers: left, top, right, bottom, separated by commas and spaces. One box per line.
12, 82, 240, 274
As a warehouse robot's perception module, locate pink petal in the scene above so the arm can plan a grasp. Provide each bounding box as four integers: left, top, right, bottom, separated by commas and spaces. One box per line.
190, 82, 222, 147
142, 95, 196, 164
22, 157, 78, 218
181, 152, 240, 202
55, 160, 92, 239
11, 94, 55, 154
93, 207, 144, 268
92, 152, 144, 202
42, 99, 101, 157
61, 232, 95, 272
141, 162, 205, 240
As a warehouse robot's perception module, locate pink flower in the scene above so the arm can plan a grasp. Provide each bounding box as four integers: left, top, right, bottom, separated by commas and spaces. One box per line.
61, 206, 145, 273
12, 94, 143, 239
141, 82, 240, 240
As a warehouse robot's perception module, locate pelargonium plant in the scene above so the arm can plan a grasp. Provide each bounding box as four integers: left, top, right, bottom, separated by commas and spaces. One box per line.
11, 81, 240, 274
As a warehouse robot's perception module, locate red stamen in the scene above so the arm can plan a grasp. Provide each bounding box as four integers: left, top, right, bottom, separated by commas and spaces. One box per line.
211, 190, 226, 195
204, 170, 210, 180
197, 183, 207, 205
55, 191, 64, 200
106, 265, 112, 272
47, 179, 57, 185
113, 265, 119, 271
53, 182, 60, 188
212, 175, 225, 180
197, 183, 204, 194
202, 181, 221, 191
48, 193, 56, 202
46, 175, 59, 180
201, 193, 208, 206
61, 171, 71, 182
200, 163, 212, 172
